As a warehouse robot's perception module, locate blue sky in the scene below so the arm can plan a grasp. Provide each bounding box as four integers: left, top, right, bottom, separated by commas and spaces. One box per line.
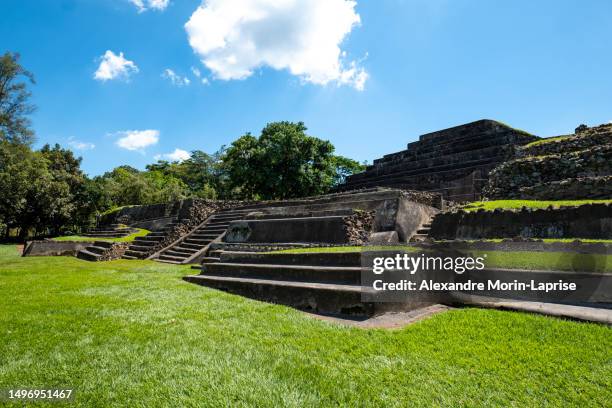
2, 0, 611, 176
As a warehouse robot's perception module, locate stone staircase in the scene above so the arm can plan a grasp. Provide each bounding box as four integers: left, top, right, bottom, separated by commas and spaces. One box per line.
76, 241, 114, 261
153, 209, 253, 264
409, 216, 434, 242
185, 251, 401, 317
82, 224, 137, 238
121, 218, 181, 260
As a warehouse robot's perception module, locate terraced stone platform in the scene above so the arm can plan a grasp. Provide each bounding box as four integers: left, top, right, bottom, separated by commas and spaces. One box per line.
338, 120, 538, 201
185, 251, 416, 317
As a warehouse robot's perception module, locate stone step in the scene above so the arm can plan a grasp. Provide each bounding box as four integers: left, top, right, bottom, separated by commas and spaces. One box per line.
183, 275, 387, 316
93, 241, 114, 249
183, 238, 212, 245
236, 189, 401, 211
204, 223, 230, 229
76, 249, 101, 262
372, 135, 513, 167
87, 245, 107, 255
245, 209, 355, 220
123, 249, 148, 258
130, 241, 157, 248
190, 233, 220, 240
127, 244, 154, 252
201, 256, 220, 263
82, 232, 130, 238
211, 214, 245, 221
158, 254, 189, 263
182, 242, 205, 250
205, 263, 363, 285
219, 251, 362, 267
366, 146, 507, 178
172, 246, 199, 254
347, 156, 502, 186
208, 250, 224, 257
196, 227, 226, 234
122, 254, 138, 260
343, 163, 496, 192
163, 250, 192, 258
416, 228, 430, 235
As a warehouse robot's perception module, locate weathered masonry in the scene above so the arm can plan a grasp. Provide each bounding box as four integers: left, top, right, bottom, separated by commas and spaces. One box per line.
338, 119, 538, 201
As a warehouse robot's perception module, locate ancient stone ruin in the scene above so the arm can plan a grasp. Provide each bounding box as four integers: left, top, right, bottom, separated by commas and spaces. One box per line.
338, 119, 538, 201
484, 123, 612, 200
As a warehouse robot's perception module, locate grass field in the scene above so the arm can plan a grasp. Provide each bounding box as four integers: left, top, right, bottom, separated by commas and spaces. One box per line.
52, 228, 150, 243
0, 245, 610, 406
461, 199, 612, 212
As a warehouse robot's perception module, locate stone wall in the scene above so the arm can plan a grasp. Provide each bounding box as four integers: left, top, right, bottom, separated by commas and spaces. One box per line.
22, 240, 89, 257
484, 123, 612, 199
429, 203, 612, 240
99, 201, 183, 226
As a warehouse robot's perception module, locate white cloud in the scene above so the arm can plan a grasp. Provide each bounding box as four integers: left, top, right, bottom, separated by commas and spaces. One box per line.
185, 0, 368, 90
162, 69, 191, 86
191, 66, 201, 77
115, 130, 159, 151
94, 50, 139, 81
201, 78, 210, 85
129, 0, 169, 13
154, 148, 191, 162
68, 138, 95, 151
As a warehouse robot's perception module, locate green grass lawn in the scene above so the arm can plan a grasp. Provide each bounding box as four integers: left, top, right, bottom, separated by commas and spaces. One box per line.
0, 245, 610, 406
461, 199, 612, 212
51, 228, 150, 243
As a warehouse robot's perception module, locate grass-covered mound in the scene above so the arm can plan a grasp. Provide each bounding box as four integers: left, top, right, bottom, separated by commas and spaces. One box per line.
51, 228, 150, 243
461, 199, 612, 212
0, 245, 610, 406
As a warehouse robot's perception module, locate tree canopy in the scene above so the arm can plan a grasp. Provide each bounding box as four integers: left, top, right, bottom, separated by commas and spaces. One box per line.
222, 121, 364, 200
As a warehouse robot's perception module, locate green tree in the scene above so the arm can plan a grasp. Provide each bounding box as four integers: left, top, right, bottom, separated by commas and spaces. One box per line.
0, 142, 72, 238
93, 165, 189, 209
0, 52, 36, 145
222, 121, 363, 200
40, 143, 91, 234
146, 149, 225, 199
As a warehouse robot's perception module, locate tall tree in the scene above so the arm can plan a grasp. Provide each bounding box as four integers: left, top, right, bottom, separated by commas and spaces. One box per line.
0, 52, 36, 145
222, 121, 363, 200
